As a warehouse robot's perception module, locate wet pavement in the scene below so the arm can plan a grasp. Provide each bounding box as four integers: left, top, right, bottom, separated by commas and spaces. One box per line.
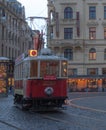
0, 92, 106, 130
69, 92, 106, 112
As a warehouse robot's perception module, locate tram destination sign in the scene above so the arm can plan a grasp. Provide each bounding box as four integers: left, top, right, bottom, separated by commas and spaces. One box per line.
43, 75, 56, 80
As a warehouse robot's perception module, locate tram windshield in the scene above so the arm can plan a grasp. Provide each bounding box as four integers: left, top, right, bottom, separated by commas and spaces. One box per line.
29, 60, 67, 78
40, 61, 59, 77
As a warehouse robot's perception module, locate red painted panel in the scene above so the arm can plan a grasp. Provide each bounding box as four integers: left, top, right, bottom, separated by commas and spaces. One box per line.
26, 79, 67, 98
14, 79, 67, 98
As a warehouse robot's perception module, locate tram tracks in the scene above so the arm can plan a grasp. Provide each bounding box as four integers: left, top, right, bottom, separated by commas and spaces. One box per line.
0, 118, 22, 130
36, 96, 106, 130
39, 110, 106, 129
1, 108, 105, 130
1, 94, 106, 130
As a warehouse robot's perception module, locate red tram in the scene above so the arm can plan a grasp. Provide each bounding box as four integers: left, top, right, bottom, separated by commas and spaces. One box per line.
14, 48, 68, 110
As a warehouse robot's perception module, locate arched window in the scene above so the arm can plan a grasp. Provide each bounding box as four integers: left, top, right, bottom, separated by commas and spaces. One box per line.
104, 48, 106, 60
64, 7, 73, 19
64, 48, 73, 60
89, 48, 96, 60
50, 10, 54, 22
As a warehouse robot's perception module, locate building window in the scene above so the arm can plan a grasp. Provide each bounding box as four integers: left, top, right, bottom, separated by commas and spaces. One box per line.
104, 6, 106, 19
89, 48, 96, 60
64, 28, 73, 39
64, 7, 73, 19
50, 26, 53, 39
89, 27, 96, 39
68, 69, 77, 76
102, 68, 106, 75
64, 48, 73, 60
104, 27, 106, 39
104, 48, 106, 60
50, 10, 54, 22
2, 9, 5, 17
87, 68, 98, 75
89, 6, 96, 19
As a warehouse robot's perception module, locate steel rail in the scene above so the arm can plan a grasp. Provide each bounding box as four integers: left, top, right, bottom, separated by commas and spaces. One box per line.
0, 119, 22, 130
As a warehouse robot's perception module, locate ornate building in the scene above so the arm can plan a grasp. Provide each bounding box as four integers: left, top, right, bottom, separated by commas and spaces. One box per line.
0, 0, 32, 89
47, 0, 106, 92
0, 0, 32, 59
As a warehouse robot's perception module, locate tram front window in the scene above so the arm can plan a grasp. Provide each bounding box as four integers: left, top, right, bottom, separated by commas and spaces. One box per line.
40, 61, 59, 77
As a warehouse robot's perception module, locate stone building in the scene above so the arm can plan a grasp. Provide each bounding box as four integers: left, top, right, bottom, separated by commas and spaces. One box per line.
0, 0, 32, 89
0, 0, 32, 60
47, 0, 106, 92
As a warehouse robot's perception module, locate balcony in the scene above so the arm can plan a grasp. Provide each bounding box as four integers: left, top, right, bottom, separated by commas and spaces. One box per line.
48, 39, 84, 48
60, 18, 76, 25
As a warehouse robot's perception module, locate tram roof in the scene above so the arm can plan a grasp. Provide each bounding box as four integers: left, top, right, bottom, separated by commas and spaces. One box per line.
24, 55, 67, 61
15, 48, 67, 64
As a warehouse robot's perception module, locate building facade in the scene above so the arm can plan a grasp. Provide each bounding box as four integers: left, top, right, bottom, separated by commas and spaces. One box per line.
47, 0, 106, 92
0, 0, 32, 60
0, 0, 33, 89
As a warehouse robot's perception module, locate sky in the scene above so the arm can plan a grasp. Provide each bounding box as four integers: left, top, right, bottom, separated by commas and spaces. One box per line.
18, 0, 48, 31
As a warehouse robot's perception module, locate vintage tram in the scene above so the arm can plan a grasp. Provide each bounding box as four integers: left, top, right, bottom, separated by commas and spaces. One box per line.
14, 48, 68, 110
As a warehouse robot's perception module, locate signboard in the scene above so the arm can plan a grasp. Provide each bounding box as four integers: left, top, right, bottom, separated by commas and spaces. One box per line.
43, 75, 56, 80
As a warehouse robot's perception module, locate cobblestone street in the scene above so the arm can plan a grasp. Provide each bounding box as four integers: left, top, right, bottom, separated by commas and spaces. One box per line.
0, 92, 106, 130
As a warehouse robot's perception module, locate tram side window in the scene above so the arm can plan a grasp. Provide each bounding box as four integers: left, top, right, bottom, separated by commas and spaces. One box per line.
61, 61, 67, 77
23, 62, 29, 78
30, 61, 38, 77
16, 64, 22, 79
40, 61, 59, 77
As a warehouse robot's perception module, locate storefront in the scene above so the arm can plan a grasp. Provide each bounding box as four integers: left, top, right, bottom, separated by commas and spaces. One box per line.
68, 75, 103, 92
0, 57, 14, 96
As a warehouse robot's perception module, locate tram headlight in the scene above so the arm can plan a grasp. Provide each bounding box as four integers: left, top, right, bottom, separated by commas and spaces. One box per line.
29, 50, 37, 56
44, 87, 54, 96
